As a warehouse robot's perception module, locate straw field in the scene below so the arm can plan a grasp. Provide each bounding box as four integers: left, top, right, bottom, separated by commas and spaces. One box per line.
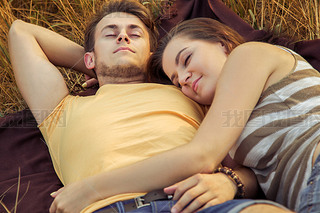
0, 0, 319, 116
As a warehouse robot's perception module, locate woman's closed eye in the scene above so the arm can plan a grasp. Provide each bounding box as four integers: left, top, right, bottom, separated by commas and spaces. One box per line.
174, 78, 181, 88
170, 74, 181, 88
174, 82, 182, 88
184, 54, 192, 67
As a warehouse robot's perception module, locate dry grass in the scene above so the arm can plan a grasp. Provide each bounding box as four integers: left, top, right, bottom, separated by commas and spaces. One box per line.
0, 168, 29, 213
223, 0, 320, 40
0, 0, 319, 116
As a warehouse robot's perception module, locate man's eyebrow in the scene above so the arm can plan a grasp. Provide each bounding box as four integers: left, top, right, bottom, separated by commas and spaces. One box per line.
101, 24, 117, 32
128, 24, 143, 31
175, 47, 187, 65
101, 24, 144, 33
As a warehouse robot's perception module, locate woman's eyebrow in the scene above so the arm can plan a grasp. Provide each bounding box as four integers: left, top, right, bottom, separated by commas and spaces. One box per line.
175, 47, 187, 65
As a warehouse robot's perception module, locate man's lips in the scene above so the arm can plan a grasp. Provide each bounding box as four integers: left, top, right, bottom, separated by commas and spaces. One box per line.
192, 76, 202, 92
113, 47, 135, 53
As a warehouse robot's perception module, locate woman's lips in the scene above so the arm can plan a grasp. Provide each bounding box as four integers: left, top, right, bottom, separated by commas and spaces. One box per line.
192, 76, 202, 92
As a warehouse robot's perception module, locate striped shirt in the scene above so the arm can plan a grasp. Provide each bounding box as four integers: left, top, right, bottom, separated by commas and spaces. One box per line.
229, 46, 320, 210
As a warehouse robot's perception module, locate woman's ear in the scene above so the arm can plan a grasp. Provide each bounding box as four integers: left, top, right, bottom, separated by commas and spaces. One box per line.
220, 42, 229, 55
84, 52, 95, 70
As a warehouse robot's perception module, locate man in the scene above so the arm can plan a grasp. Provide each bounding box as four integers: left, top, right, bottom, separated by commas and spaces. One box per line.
8, 0, 291, 213
8, 1, 206, 212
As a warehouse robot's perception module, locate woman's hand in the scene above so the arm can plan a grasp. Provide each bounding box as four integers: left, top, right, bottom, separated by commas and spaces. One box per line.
164, 173, 237, 213
49, 178, 102, 213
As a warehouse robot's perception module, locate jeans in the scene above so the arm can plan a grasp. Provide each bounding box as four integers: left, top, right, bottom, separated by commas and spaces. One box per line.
95, 199, 288, 213
299, 154, 320, 213
94, 200, 176, 213
200, 199, 289, 213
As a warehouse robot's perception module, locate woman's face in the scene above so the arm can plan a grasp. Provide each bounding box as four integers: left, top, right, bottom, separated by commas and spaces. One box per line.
162, 36, 228, 105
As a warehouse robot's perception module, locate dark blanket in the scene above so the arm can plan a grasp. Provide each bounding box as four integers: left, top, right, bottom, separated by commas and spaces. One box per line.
0, 110, 62, 212
1, 1, 319, 212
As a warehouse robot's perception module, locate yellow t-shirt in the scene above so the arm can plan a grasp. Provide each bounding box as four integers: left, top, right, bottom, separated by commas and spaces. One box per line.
39, 83, 205, 212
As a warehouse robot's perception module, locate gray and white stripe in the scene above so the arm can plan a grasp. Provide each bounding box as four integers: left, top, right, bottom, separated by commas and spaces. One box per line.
229, 47, 320, 211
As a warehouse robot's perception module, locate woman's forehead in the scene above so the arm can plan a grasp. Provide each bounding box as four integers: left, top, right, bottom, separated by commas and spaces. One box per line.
163, 37, 189, 61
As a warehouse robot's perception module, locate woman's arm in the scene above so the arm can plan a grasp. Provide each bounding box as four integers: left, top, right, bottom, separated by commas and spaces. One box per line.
161, 155, 259, 213
50, 42, 289, 212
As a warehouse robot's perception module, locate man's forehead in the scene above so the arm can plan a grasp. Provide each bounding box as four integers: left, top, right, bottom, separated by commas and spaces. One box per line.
97, 12, 147, 30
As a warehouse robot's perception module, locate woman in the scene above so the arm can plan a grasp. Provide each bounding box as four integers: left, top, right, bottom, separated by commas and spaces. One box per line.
148, 18, 320, 213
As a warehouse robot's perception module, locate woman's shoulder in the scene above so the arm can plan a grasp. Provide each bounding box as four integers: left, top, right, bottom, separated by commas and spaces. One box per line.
232, 42, 296, 91
232, 41, 282, 54
230, 42, 293, 65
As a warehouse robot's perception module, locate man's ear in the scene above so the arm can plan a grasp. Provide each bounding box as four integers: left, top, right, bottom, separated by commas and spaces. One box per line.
84, 52, 95, 70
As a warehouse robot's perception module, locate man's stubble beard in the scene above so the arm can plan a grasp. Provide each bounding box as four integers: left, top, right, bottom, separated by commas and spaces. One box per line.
96, 61, 146, 85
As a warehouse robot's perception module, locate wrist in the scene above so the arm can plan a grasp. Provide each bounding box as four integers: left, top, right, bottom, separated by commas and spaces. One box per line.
216, 172, 238, 197
85, 176, 105, 203
214, 166, 245, 198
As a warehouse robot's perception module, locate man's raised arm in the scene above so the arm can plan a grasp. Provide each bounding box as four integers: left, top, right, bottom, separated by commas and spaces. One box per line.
8, 20, 94, 124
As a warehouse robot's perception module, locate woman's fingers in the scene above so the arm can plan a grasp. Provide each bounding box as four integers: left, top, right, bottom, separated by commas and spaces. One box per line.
182, 191, 218, 213
172, 184, 207, 213
172, 174, 203, 200
196, 199, 221, 213
170, 173, 237, 213
164, 184, 178, 195
170, 174, 212, 213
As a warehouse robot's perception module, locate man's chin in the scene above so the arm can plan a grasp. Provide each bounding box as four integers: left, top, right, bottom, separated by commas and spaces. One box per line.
97, 63, 145, 79
113, 59, 138, 67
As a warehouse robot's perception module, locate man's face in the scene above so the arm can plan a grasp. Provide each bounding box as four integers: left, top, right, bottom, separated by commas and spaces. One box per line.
87, 12, 151, 73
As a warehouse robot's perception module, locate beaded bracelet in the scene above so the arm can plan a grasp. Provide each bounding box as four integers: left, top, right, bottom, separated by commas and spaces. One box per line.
214, 166, 245, 198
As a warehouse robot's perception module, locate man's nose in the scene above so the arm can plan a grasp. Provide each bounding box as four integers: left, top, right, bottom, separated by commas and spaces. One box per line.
117, 32, 130, 44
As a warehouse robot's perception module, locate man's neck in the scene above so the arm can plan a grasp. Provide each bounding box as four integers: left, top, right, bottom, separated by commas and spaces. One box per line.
98, 74, 145, 86
96, 64, 146, 85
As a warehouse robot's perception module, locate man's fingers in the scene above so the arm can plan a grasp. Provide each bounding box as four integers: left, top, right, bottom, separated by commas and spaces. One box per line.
50, 187, 64, 198
84, 74, 91, 81
82, 78, 98, 88
49, 200, 57, 213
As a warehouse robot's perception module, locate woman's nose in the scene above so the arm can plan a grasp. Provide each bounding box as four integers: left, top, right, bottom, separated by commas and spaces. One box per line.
178, 71, 192, 86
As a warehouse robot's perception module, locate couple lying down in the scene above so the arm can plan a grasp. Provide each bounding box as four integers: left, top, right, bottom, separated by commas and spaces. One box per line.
9, 0, 319, 212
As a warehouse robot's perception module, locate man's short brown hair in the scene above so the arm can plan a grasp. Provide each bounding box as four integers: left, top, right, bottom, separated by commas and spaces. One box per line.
84, 0, 158, 53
